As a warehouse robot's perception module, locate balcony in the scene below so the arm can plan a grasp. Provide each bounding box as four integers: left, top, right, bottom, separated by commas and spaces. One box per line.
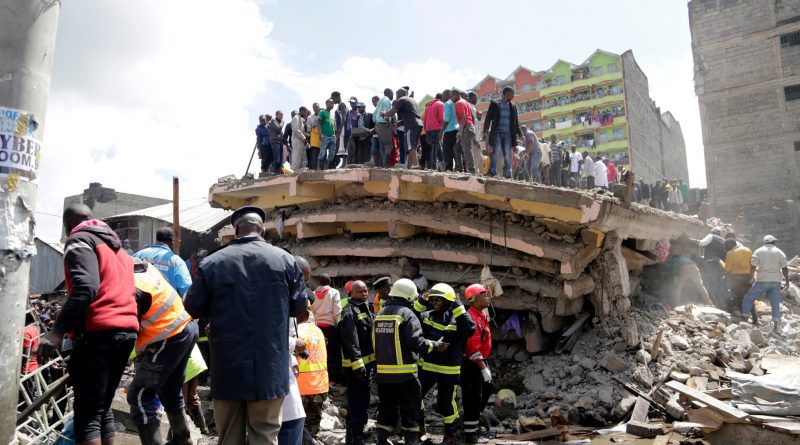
538, 71, 623, 96
541, 94, 625, 118
540, 115, 626, 140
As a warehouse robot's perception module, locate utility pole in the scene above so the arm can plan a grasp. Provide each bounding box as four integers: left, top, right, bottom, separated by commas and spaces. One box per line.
172, 176, 180, 254
0, 1, 60, 443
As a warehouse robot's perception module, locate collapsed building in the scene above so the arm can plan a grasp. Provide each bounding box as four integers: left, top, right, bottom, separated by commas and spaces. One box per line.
209, 168, 707, 352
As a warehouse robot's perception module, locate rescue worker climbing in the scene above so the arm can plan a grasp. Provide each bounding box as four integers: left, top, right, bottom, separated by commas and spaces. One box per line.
128, 260, 198, 445
373, 278, 445, 445
338, 280, 375, 445
414, 283, 476, 445
461, 284, 494, 444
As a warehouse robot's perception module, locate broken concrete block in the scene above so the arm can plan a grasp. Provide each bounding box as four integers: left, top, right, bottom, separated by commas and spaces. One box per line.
665, 395, 686, 420
635, 349, 651, 364
523, 372, 546, 393
597, 387, 614, 407
612, 395, 637, 419
578, 357, 597, 371
626, 420, 664, 438
669, 371, 690, 383
670, 335, 690, 350
750, 328, 767, 347
632, 365, 653, 389
686, 376, 708, 391
600, 351, 628, 373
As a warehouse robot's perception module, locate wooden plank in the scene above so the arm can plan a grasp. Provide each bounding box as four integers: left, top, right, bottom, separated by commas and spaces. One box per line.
653, 435, 670, 445
666, 381, 749, 420
631, 397, 650, 423
650, 329, 664, 360
704, 387, 734, 400
764, 422, 800, 434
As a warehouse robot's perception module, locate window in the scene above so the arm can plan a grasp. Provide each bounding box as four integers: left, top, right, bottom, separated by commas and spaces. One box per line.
556, 75, 566, 85
795, 141, 800, 152
613, 129, 626, 140
786, 84, 800, 101
608, 63, 618, 73
521, 84, 532, 92
593, 66, 604, 76
781, 31, 800, 48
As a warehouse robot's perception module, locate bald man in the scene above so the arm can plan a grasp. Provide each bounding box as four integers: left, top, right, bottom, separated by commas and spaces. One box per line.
39, 204, 139, 445
338, 280, 375, 444
185, 206, 308, 445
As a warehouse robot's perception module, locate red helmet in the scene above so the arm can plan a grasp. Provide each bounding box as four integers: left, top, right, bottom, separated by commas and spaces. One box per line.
465, 284, 490, 302
344, 280, 354, 293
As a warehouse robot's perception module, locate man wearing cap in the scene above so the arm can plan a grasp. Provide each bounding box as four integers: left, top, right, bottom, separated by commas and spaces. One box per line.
462, 284, 494, 443
371, 276, 392, 315
373, 279, 444, 445
741, 235, 790, 334
698, 228, 727, 307
413, 283, 475, 445
135, 227, 192, 298
338, 280, 374, 445
185, 206, 307, 445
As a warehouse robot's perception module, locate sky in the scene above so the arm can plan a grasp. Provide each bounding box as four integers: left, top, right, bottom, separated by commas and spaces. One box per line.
35, 0, 706, 242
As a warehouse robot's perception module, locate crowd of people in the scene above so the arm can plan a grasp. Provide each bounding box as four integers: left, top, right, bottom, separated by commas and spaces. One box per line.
254, 87, 692, 214
35, 203, 498, 445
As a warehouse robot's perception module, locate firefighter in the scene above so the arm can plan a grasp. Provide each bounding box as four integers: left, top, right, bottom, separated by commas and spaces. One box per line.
338, 280, 374, 445
462, 284, 494, 444
373, 278, 444, 445
414, 283, 476, 445
128, 260, 198, 445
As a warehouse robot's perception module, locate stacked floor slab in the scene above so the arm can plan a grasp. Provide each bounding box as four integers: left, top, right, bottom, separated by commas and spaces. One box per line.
209, 169, 708, 348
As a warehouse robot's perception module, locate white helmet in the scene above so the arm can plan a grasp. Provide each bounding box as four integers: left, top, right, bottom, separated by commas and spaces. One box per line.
389, 278, 418, 302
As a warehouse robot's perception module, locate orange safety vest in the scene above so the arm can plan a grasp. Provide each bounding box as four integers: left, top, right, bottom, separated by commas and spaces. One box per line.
297, 322, 329, 396
134, 262, 192, 353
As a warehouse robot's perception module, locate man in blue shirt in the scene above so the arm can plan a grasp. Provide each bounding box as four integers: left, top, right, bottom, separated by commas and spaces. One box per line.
441, 88, 458, 172
373, 88, 395, 167
134, 227, 192, 297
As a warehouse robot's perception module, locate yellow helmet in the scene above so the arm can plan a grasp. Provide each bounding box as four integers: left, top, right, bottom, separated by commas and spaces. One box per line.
389, 278, 418, 301
428, 283, 456, 302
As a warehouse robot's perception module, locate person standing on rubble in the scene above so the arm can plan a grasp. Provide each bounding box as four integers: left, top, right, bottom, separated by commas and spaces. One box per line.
290, 106, 309, 171
256, 115, 271, 173
268, 110, 285, 174
128, 260, 198, 445
318, 99, 338, 170
373, 279, 444, 445
724, 238, 758, 324
741, 235, 790, 334
413, 283, 476, 445
134, 227, 192, 298
698, 228, 727, 307
311, 273, 343, 383
38, 204, 140, 445
338, 280, 375, 445
372, 276, 392, 315
184, 206, 308, 445
462, 284, 494, 444
483, 86, 522, 178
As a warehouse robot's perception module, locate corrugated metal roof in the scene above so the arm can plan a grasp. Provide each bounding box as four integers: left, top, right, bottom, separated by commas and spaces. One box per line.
113, 197, 232, 233
35, 237, 64, 255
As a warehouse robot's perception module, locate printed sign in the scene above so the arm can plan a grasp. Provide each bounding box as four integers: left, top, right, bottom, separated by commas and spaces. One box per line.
0, 107, 41, 180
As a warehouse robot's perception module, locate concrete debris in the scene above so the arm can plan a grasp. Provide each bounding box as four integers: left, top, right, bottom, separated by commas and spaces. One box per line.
626, 420, 665, 438
600, 352, 628, 373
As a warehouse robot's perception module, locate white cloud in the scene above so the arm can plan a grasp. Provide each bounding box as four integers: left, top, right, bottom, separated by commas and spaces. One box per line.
37, 0, 284, 241
643, 51, 707, 188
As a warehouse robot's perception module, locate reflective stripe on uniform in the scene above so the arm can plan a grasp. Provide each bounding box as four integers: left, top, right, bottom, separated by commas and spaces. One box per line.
140, 290, 179, 328
413, 300, 427, 312
463, 420, 479, 433
423, 318, 457, 332
376, 314, 404, 366
377, 363, 418, 374
342, 353, 375, 369
419, 359, 460, 375
443, 384, 459, 424
197, 336, 208, 343
451, 305, 466, 317
298, 362, 327, 372
137, 312, 190, 353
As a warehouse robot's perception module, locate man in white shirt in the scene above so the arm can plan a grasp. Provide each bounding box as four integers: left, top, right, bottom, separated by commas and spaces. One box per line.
568, 145, 583, 188
540, 140, 551, 185
581, 151, 595, 189
741, 235, 789, 333
593, 155, 609, 190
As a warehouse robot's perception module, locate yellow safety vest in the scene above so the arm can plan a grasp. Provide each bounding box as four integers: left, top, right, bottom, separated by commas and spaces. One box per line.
134, 263, 192, 353
297, 322, 329, 396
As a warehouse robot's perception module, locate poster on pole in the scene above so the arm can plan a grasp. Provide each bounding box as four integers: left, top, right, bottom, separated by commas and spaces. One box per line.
0, 106, 41, 181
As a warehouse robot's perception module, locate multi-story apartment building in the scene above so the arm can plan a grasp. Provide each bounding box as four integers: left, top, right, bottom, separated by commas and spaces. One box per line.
473, 49, 689, 183
690, 0, 800, 253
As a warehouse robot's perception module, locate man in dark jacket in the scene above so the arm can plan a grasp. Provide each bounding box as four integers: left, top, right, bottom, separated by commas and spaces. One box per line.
255, 115, 271, 173
338, 280, 374, 445
482, 86, 522, 178
39, 204, 139, 445
268, 111, 285, 174
184, 206, 307, 445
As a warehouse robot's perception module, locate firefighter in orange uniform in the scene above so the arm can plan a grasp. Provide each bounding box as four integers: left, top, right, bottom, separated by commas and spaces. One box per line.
128, 260, 199, 445
296, 310, 329, 441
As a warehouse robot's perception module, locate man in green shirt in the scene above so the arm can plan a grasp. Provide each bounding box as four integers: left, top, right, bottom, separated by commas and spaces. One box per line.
318, 99, 337, 170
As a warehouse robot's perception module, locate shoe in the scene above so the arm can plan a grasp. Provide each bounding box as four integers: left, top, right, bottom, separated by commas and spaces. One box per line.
352, 428, 366, 445
463, 433, 478, 444
752, 313, 761, 326
442, 423, 459, 445
376, 428, 390, 445
136, 420, 165, 445
188, 405, 209, 435
773, 320, 783, 336
165, 410, 193, 445
403, 431, 420, 445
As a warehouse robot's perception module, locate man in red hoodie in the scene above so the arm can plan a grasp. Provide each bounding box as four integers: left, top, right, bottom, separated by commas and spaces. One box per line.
39, 204, 139, 445
462, 284, 494, 444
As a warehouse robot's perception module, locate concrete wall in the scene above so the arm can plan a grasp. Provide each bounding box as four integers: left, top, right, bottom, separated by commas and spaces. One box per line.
62, 183, 170, 221
622, 51, 690, 184
690, 0, 800, 252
